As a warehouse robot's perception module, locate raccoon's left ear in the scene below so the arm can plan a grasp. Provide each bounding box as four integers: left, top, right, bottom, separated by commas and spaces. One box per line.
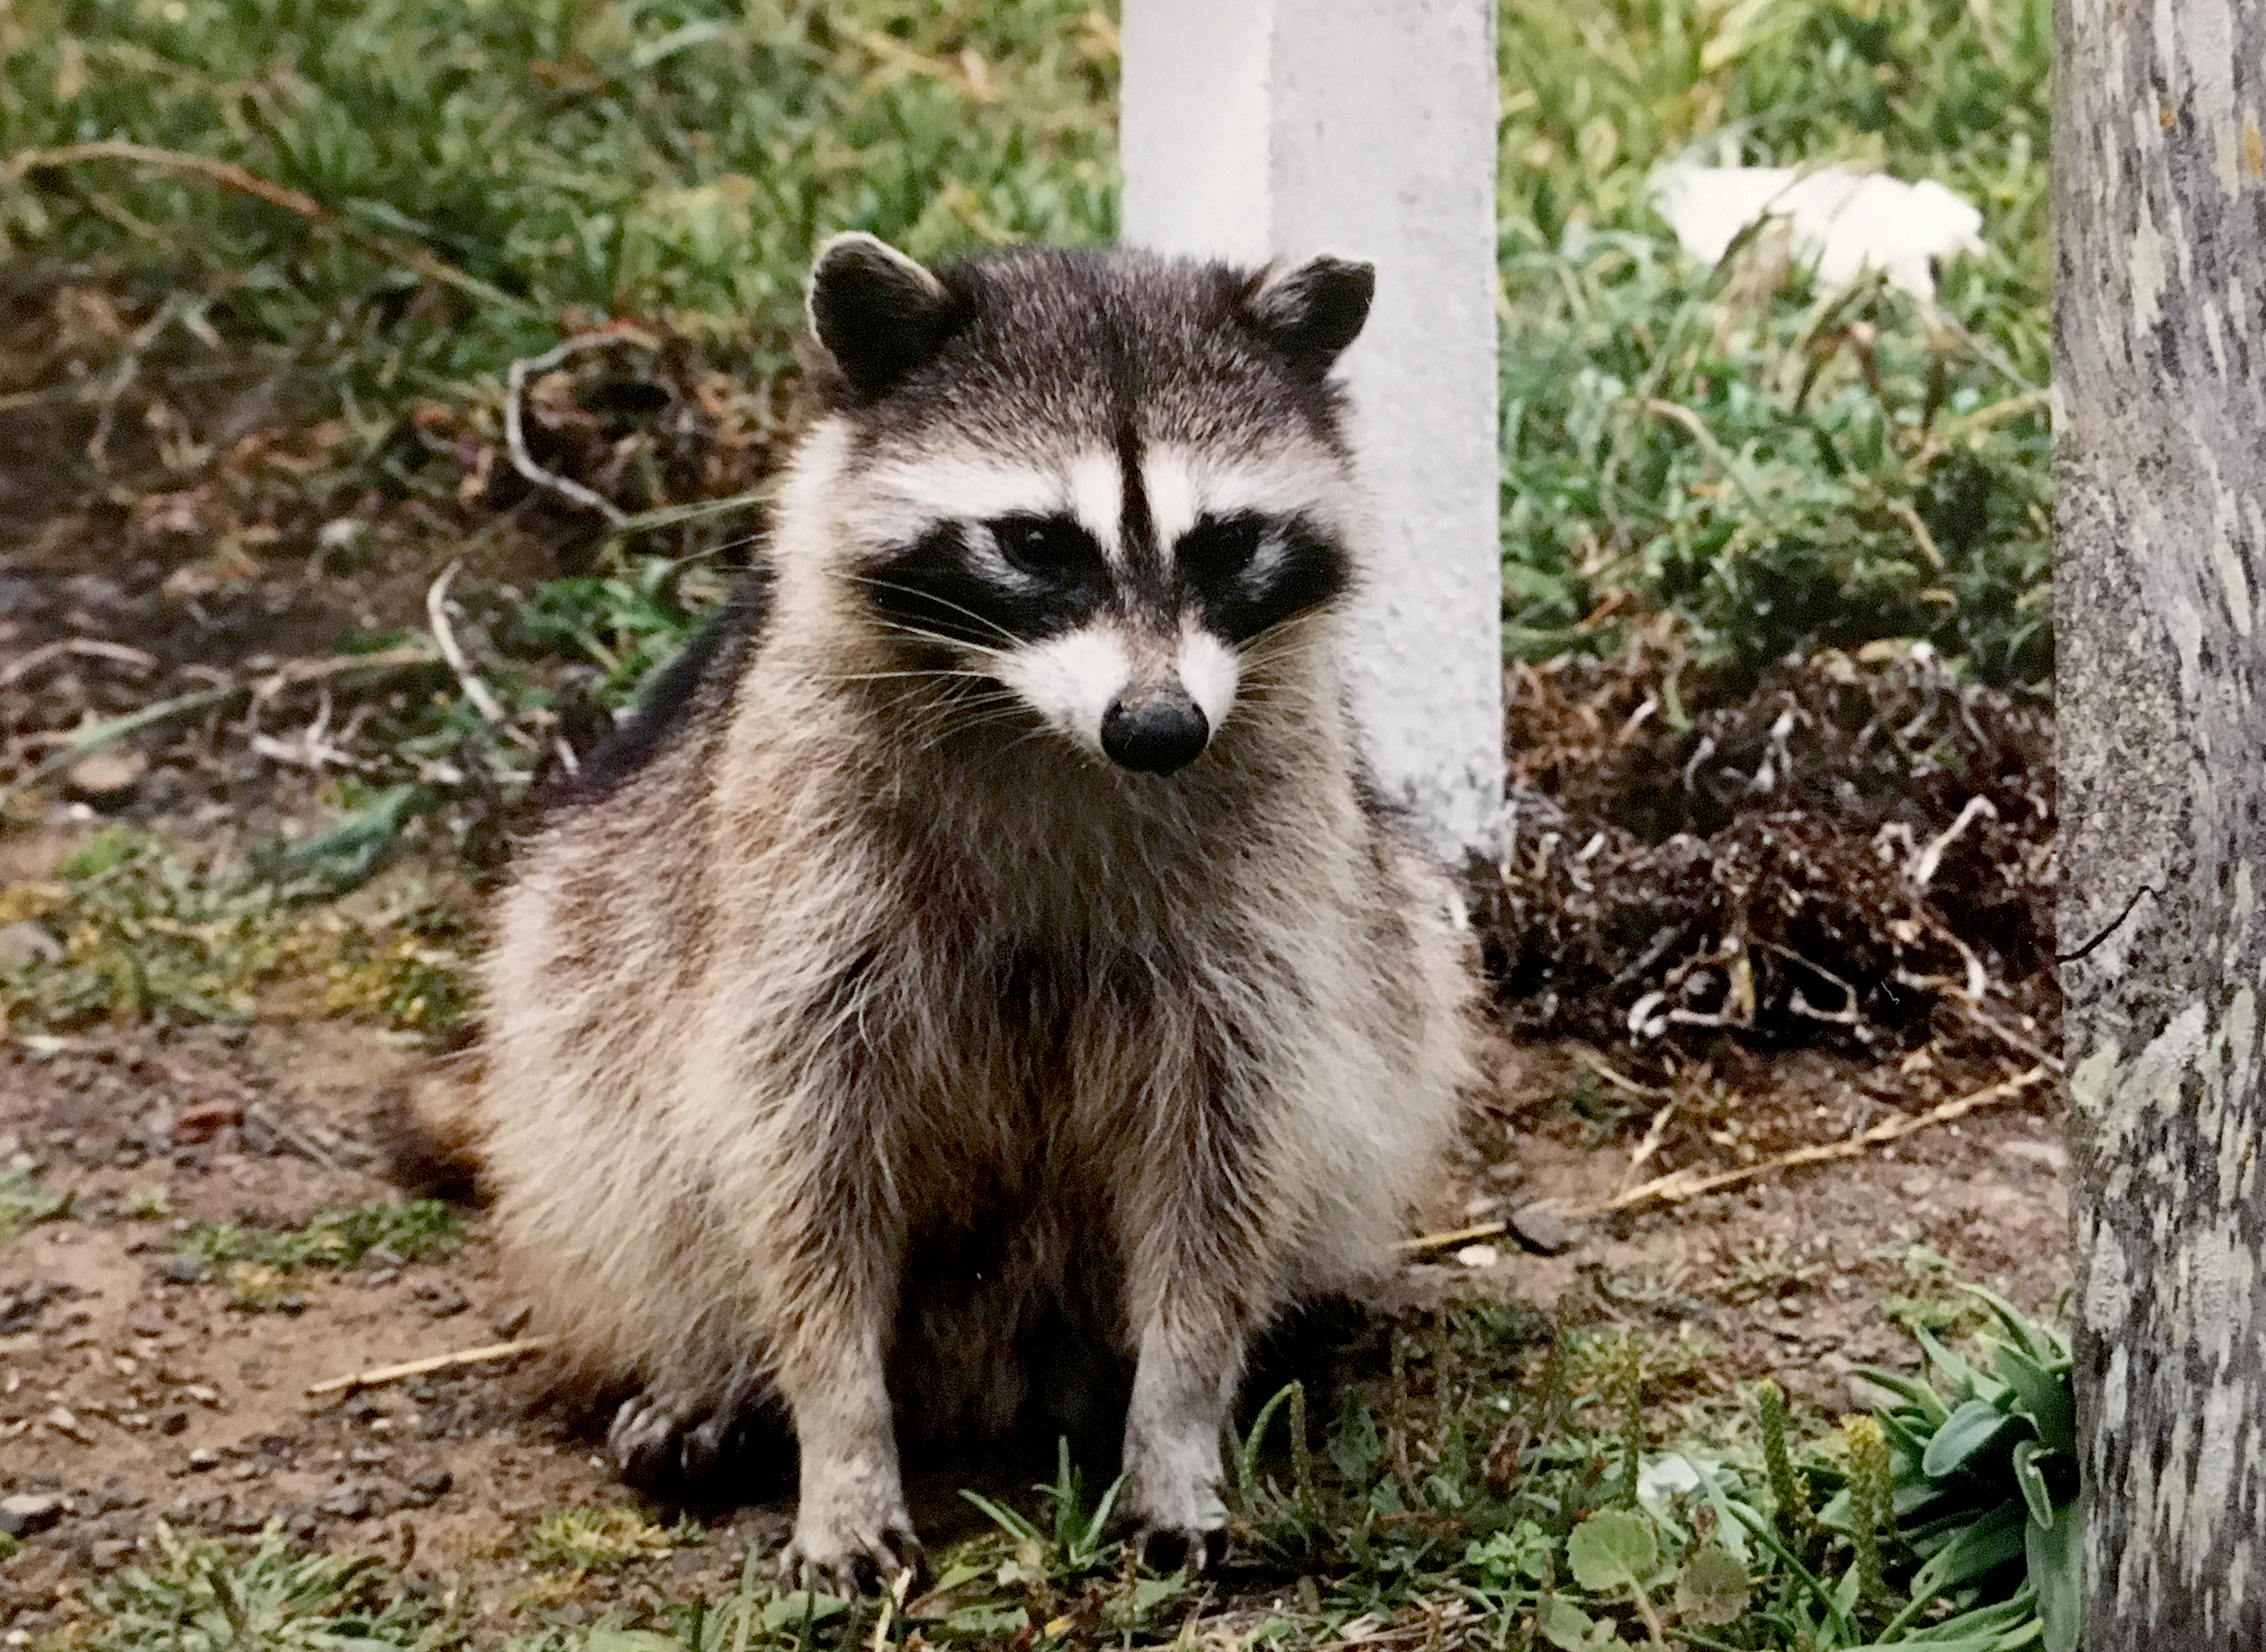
1242, 256, 1375, 374
808, 233, 962, 401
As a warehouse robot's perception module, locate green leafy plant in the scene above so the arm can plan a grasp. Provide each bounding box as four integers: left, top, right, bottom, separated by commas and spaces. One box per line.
1854, 1285, 2081, 1652
71, 1520, 431, 1650
960, 1437, 1128, 1580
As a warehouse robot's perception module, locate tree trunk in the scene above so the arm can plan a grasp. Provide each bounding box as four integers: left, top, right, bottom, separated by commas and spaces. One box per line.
2056, 0, 2266, 1644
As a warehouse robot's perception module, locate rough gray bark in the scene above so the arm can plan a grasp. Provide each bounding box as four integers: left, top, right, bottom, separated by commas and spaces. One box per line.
2056, 0, 2266, 1644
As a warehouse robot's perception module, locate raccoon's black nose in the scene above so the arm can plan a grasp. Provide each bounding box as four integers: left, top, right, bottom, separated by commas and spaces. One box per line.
1100, 691, 1210, 774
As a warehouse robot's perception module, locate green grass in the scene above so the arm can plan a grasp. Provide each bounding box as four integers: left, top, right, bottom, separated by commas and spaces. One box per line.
4, 0, 2049, 698
526, 1507, 700, 1576
179, 1197, 462, 1309
65, 1521, 434, 1651
0, 827, 308, 1031
1495, 0, 2049, 685
2, 0, 1117, 389
0, 826, 474, 1033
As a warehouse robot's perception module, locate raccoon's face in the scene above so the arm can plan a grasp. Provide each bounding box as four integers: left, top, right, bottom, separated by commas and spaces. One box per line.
803, 236, 1373, 776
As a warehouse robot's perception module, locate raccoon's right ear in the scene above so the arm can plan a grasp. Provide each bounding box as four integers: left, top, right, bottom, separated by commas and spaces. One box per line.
808, 233, 961, 401
1242, 256, 1375, 375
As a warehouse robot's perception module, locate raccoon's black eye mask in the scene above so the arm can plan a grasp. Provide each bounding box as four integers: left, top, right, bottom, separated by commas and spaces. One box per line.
867, 515, 1109, 648
1177, 512, 1351, 645
864, 505, 1350, 654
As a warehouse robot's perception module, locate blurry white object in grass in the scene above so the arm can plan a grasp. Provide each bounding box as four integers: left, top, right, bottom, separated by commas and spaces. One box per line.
1650, 162, 1984, 300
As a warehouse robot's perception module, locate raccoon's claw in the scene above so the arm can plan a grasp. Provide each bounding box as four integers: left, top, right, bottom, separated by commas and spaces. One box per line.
608, 1386, 785, 1501
608, 1393, 690, 1490
777, 1522, 924, 1598
1130, 1523, 1228, 1576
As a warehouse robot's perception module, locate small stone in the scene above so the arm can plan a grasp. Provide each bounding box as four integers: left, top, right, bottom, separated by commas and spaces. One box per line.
1997, 1138, 2068, 1174
492, 1301, 534, 1339
414, 1283, 469, 1320
407, 1466, 452, 1500
44, 1406, 88, 1443
160, 1257, 207, 1286
1508, 1203, 1575, 1255
315, 1483, 379, 1522
168, 1101, 243, 1145
63, 749, 146, 807
1452, 1243, 1502, 1269
186, 1448, 220, 1473
158, 1410, 189, 1436
0, 923, 63, 969
0, 1493, 66, 1538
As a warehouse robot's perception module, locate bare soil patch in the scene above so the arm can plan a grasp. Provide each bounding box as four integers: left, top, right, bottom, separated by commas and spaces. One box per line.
0, 1012, 2066, 1643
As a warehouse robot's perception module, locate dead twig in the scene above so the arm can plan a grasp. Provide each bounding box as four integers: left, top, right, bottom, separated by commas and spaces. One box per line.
0, 141, 537, 316
424, 561, 508, 724
29, 646, 433, 778
1570, 1045, 1675, 1099
0, 637, 159, 689
1394, 1220, 1516, 1257
1906, 795, 1997, 891
501, 333, 648, 526
306, 1337, 553, 1398
240, 1105, 344, 1174
1562, 1064, 2050, 1220
1619, 1098, 1680, 1193
1397, 1065, 2051, 1253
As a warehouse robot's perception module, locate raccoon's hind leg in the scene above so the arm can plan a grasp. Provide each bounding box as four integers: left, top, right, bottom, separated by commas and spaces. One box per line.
608, 1367, 790, 1504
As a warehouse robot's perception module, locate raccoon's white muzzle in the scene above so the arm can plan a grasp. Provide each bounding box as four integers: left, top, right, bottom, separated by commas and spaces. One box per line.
996, 625, 1241, 775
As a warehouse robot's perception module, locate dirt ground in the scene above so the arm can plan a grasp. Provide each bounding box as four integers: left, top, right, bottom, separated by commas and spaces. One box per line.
0, 1011, 2069, 1645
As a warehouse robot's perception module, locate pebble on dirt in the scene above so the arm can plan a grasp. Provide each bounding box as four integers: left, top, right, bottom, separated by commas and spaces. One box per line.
0, 1494, 66, 1539
169, 1101, 244, 1145
62, 748, 147, 807
0, 923, 63, 969
1509, 1203, 1576, 1255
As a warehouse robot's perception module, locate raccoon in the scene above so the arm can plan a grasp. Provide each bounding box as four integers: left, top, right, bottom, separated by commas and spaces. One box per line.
461, 234, 1480, 1589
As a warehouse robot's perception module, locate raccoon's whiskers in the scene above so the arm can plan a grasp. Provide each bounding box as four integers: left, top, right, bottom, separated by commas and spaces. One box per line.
850, 576, 1023, 652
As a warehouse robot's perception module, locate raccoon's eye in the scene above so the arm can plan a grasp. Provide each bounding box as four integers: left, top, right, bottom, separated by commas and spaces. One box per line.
1176, 513, 1266, 579
990, 514, 1094, 579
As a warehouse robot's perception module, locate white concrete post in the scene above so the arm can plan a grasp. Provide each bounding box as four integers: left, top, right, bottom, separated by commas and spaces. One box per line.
1120, 0, 1503, 857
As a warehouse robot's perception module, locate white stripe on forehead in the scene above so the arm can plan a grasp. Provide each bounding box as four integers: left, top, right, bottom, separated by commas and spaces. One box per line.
851, 449, 1126, 557
1138, 443, 1351, 551
1068, 451, 1124, 559
858, 454, 1066, 523
1142, 449, 1202, 549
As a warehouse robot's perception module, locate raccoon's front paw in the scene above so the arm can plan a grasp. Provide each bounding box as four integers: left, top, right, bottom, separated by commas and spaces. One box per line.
1129, 1522, 1228, 1575
778, 1509, 923, 1597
